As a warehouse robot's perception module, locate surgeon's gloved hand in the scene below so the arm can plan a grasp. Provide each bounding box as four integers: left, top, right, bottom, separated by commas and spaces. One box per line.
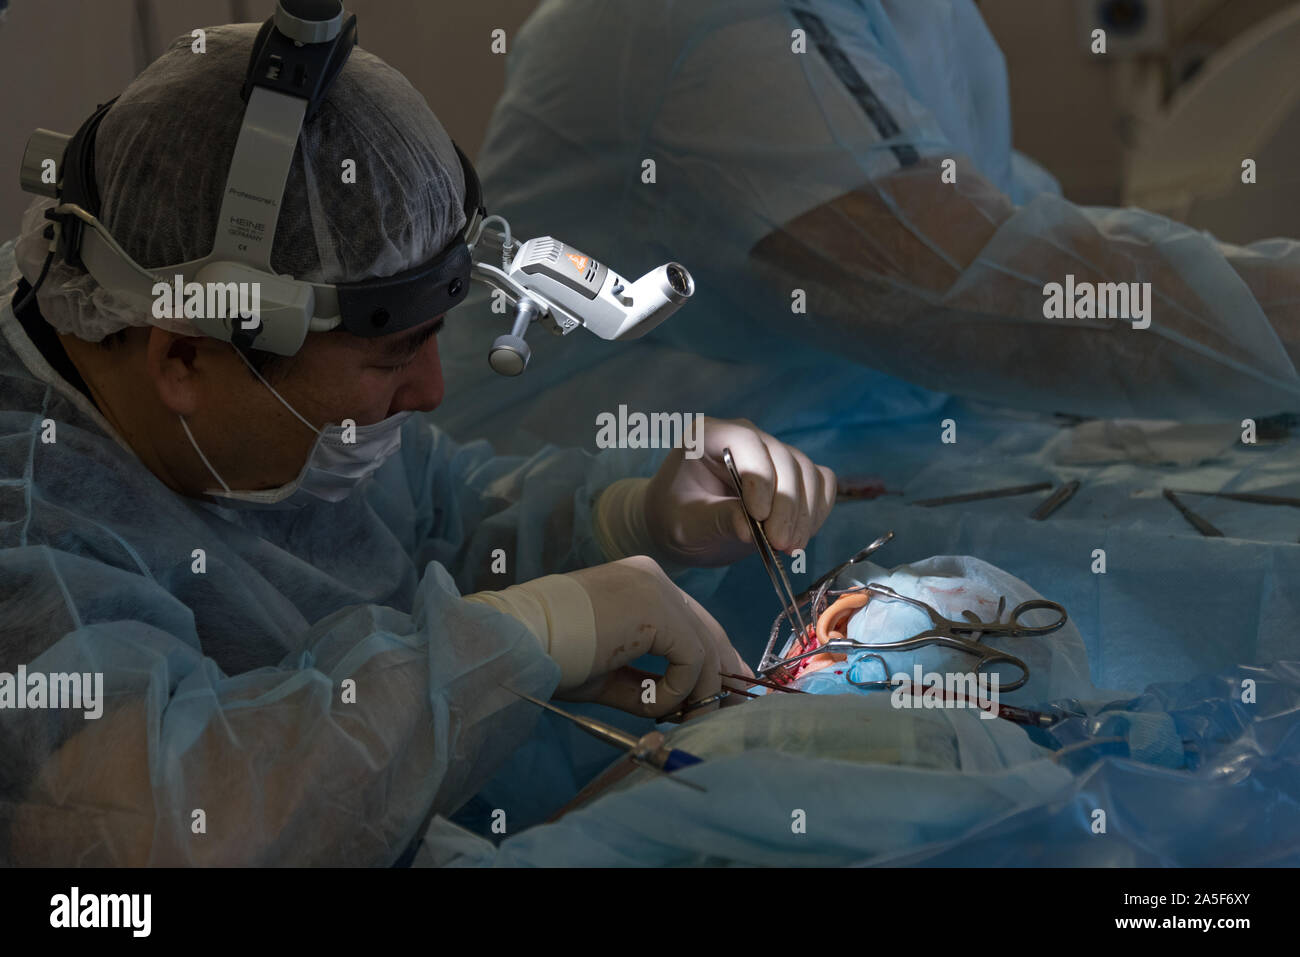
465, 556, 751, 719
596, 417, 837, 568
561, 557, 752, 717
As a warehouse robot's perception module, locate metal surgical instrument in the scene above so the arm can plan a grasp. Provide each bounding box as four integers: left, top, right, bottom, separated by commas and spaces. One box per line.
794, 531, 895, 607
1167, 488, 1300, 509
843, 652, 1069, 727
719, 672, 809, 695
659, 670, 809, 721
504, 687, 706, 791
1030, 480, 1080, 520
910, 482, 1052, 507
721, 447, 810, 639
758, 583, 1068, 692
757, 533, 896, 675
1162, 489, 1224, 537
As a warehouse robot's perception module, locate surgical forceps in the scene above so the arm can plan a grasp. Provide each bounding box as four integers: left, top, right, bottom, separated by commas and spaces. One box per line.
721, 447, 810, 639
758, 583, 1067, 692
665, 530, 895, 717
756, 532, 895, 674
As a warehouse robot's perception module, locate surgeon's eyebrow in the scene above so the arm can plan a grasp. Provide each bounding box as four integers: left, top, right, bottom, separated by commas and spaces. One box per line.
375, 317, 445, 359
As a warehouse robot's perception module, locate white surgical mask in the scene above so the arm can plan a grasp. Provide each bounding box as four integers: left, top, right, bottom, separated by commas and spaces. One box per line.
180, 345, 412, 509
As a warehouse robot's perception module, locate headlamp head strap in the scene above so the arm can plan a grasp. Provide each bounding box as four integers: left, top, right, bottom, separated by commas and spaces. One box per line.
214, 5, 357, 270
53, 97, 116, 270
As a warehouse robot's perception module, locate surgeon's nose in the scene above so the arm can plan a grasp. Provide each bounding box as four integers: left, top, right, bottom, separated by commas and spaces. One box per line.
395, 335, 446, 413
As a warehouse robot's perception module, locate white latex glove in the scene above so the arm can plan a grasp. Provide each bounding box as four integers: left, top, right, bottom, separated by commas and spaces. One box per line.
466, 556, 751, 719
595, 417, 837, 567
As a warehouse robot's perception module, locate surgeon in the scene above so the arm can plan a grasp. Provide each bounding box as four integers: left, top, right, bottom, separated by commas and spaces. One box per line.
434, 0, 1300, 454
0, 23, 837, 865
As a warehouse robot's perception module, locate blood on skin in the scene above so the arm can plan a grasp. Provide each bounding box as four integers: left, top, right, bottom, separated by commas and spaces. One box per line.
773, 592, 870, 685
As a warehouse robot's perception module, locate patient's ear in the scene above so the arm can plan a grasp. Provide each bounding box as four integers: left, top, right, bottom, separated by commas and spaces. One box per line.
146, 327, 207, 416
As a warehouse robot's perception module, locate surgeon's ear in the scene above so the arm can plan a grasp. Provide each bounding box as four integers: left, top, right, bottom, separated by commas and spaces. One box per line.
146, 327, 208, 416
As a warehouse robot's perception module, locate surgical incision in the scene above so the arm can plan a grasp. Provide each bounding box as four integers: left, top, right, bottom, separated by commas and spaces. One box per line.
773, 593, 870, 684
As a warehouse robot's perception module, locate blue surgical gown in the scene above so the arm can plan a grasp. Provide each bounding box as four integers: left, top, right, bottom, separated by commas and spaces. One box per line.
0, 247, 656, 865
435, 0, 1299, 458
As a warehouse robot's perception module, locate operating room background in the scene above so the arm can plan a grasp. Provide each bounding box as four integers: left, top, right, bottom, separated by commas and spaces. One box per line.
3, 0, 1299, 863
4, 0, 1298, 240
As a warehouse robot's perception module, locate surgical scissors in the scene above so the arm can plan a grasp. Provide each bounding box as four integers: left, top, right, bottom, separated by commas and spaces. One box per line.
758, 583, 1067, 692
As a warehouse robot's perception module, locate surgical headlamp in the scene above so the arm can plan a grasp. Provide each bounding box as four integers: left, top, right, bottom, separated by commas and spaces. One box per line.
18, 0, 693, 372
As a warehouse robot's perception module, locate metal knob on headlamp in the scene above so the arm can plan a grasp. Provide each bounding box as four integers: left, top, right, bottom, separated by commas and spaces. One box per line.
19, 130, 70, 199
274, 0, 345, 43
489, 298, 541, 376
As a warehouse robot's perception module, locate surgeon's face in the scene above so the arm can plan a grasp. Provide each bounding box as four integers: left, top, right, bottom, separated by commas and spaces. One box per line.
139, 315, 447, 496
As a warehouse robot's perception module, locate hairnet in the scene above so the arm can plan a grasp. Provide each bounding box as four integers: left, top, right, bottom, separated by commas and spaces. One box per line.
14, 22, 466, 342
